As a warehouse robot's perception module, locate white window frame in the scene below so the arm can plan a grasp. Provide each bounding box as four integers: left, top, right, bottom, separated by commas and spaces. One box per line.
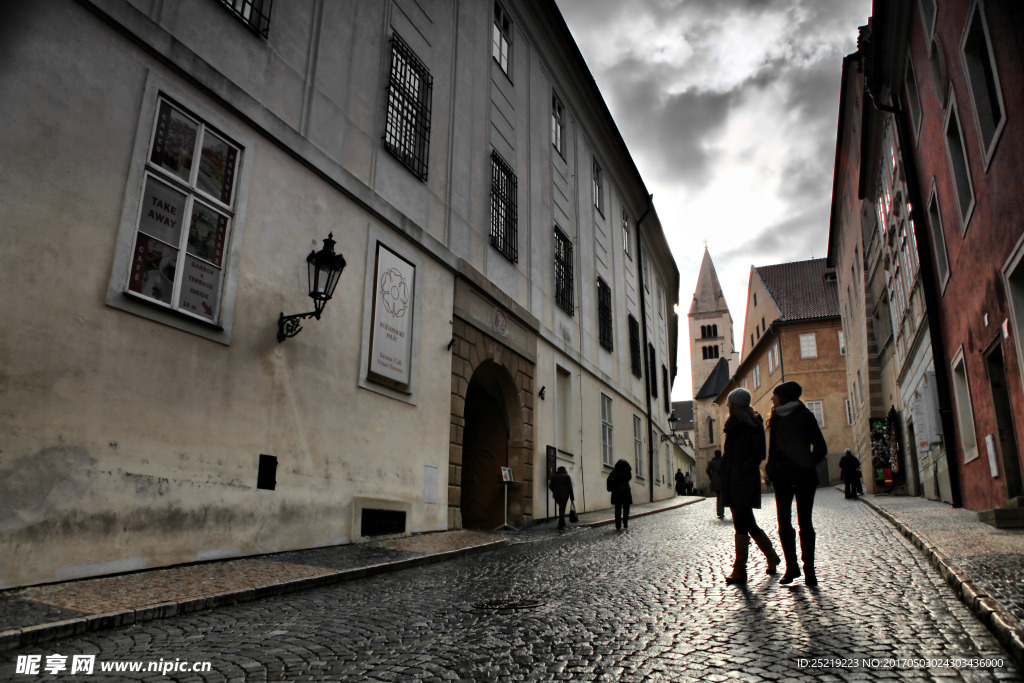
592, 158, 603, 214
492, 3, 512, 77
106, 74, 252, 345
960, 0, 1006, 168
944, 92, 975, 231
601, 394, 614, 467
551, 91, 564, 156
800, 333, 818, 358
633, 414, 644, 477
904, 53, 923, 139
838, 330, 846, 356
951, 347, 979, 463
622, 210, 631, 259
846, 398, 853, 425
806, 400, 824, 427
927, 180, 951, 291
752, 363, 761, 390
918, 0, 937, 40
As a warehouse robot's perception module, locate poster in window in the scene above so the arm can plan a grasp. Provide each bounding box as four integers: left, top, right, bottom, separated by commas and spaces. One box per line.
178, 257, 222, 321
139, 176, 186, 246
128, 233, 177, 305
198, 131, 238, 205
368, 242, 415, 387
150, 100, 198, 183
187, 202, 228, 267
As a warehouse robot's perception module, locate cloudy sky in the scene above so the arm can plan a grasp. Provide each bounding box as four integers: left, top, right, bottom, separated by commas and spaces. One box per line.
555, 0, 873, 400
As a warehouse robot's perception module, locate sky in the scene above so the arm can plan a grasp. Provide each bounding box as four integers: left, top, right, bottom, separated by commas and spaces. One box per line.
555, 0, 873, 401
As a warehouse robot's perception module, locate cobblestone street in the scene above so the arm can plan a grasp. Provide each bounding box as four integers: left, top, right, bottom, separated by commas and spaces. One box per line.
1, 489, 1019, 681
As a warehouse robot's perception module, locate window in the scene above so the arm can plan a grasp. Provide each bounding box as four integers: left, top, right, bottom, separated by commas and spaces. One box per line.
767, 346, 775, 373
648, 344, 657, 398
597, 277, 613, 351
800, 333, 818, 358
492, 3, 512, 76
219, 0, 271, 38
125, 96, 241, 325
753, 292, 758, 306
662, 365, 670, 413
846, 398, 853, 425
838, 330, 846, 355
918, 0, 937, 38
944, 100, 974, 228
931, 36, 949, 108
633, 415, 644, 476
557, 367, 572, 452
904, 54, 923, 135
490, 150, 517, 262
592, 158, 603, 213
622, 211, 631, 258
806, 400, 824, 427
707, 417, 715, 445
951, 349, 979, 462
554, 227, 574, 315
551, 92, 565, 156
385, 33, 432, 180
961, 2, 1005, 160
601, 394, 614, 466
753, 363, 761, 389
628, 315, 642, 378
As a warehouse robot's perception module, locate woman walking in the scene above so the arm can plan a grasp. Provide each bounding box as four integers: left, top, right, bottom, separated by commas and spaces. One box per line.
721, 388, 780, 584
765, 381, 828, 586
607, 459, 633, 531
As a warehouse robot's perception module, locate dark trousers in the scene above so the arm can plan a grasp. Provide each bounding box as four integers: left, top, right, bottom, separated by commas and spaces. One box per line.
844, 479, 858, 499
555, 498, 568, 529
774, 477, 817, 569
716, 492, 725, 518
615, 502, 630, 529
729, 506, 763, 537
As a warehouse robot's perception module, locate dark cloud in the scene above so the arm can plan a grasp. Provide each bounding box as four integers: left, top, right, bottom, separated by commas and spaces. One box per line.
719, 202, 832, 267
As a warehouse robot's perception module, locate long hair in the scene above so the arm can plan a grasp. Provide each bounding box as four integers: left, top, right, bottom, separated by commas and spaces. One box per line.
728, 400, 759, 426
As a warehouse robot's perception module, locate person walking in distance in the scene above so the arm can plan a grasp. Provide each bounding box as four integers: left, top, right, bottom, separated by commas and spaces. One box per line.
607, 459, 633, 531
706, 450, 725, 519
720, 388, 780, 584
675, 468, 686, 496
765, 381, 828, 586
839, 449, 861, 500
548, 466, 575, 531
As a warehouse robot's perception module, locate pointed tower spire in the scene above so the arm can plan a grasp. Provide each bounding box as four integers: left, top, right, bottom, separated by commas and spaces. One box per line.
689, 248, 729, 315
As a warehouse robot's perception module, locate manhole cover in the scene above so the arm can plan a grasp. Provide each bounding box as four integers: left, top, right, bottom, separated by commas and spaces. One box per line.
470, 598, 544, 611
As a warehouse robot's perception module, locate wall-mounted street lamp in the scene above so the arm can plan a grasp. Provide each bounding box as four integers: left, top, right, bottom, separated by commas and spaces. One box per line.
277, 233, 347, 342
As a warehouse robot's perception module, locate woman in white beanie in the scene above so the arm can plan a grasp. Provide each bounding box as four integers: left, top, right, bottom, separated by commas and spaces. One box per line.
720, 387, 780, 584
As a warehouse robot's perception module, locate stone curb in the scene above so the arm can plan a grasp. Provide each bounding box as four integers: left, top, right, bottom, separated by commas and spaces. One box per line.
579, 498, 705, 528
0, 538, 508, 653
859, 495, 1024, 667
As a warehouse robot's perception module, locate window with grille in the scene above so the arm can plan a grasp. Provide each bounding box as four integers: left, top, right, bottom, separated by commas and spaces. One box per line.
551, 92, 564, 156
385, 33, 432, 180
648, 344, 657, 398
597, 277, 613, 351
601, 394, 614, 466
219, 0, 272, 38
490, 150, 517, 263
628, 315, 641, 378
492, 2, 512, 76
554, 227, 574, 315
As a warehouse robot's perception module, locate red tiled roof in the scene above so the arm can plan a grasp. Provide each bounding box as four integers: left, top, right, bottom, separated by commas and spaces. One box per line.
756, 258, 839, 321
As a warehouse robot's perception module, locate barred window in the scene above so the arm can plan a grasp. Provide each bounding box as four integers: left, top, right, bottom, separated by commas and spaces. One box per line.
551, 92, 565, 156
219, 0, 272, 38
597, 277, 613, 351
385, 33, 432, 180
628, 315, 641, 378
554, 227, 574, 315
490, 150, 517, 263
648, 343, 657, 398
492, 2, 512, 76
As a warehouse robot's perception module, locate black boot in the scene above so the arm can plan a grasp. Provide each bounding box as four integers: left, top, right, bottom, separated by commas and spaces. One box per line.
800, 529, 817, 586
779, 527, 800, 584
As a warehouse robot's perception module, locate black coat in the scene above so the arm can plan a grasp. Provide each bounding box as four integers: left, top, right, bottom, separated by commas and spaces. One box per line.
706, 456, 724, 493
839, 453, 861, 483
766, 402, 828, 486
720, 414, 766, 509
548, 471, 574, 501
607, 460, 633, 505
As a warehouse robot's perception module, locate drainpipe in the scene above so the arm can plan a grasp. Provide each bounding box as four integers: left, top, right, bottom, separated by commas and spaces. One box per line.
866, 87, 963, 508
636, 194, 655, 503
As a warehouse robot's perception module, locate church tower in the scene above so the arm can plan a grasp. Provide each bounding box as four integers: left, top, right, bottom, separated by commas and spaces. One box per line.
687, 249, 738, 491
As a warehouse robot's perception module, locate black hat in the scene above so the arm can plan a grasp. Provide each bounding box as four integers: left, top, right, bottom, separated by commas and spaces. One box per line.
556, 466, 567, 473
773, 381, 802, 403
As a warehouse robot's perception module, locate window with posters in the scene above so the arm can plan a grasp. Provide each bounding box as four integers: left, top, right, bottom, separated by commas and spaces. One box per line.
126, 96, 240, 325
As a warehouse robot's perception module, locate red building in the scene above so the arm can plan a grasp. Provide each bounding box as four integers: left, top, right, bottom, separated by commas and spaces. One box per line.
860, 0, 1024, 519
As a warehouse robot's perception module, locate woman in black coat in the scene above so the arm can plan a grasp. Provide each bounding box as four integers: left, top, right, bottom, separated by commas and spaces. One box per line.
720, 388, 780, 584
765, 381, 828, 586
607, 459, 633, 531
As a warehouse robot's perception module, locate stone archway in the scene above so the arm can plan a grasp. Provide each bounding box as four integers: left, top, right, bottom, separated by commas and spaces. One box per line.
449, 316, 534, 530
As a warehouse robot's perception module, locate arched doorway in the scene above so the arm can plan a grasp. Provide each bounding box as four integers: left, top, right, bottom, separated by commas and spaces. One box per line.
461, 363, 511, 529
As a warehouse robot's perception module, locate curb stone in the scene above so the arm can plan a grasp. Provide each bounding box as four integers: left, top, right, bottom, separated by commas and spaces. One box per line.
859, 495, 1024, 667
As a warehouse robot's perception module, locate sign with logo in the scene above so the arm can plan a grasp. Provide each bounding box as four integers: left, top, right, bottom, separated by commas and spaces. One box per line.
368, 242, 415, 388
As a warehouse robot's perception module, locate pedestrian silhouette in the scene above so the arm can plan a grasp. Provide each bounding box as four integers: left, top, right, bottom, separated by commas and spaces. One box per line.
765, 381, 828, 587
707, 450, 725, 519
839, 449, 861, 500
548, 465, 575, 530
607, 459, 633, 531
675, 468, 686, 496
720, 388, 780, 584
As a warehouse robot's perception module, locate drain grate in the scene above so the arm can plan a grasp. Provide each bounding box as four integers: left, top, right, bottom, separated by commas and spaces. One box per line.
470, 598, 544, 611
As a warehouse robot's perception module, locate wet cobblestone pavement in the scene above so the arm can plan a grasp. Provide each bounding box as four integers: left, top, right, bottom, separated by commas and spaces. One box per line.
1, 489, 1019, 681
